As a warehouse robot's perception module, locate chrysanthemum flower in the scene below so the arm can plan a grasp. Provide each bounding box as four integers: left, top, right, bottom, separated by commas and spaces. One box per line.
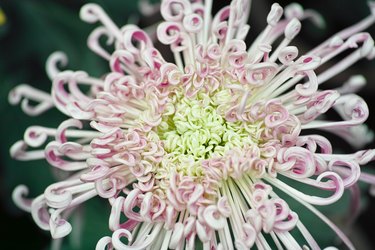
9, 0, 375, 249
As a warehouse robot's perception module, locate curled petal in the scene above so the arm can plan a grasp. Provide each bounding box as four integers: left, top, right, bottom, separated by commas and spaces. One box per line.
9, 84, 53, 116
160, 63, 181, 86
157, 21, 184, 45
12, 185, 32, 212
123, 189, 142, 221
45, 141, 88, 171
113, 151, 139, 167
161, 0, 191, 22
242, 223, 257, 248
95, 177, 118, 199
257, 202, 277, 233
295, 70, 318, 96
56, 119, 83, 143
300, 90, 340, 123
212, 6, 230, 29
207, 44, 222, 61
122, 27, 153, 56
96, 236, 113, 250
296, 135, 333, 154
272, 198, 291, 221
109, 50, 136, 74
140, 192, 153, 221
150, 195, 166, 220
217, 196, 231, 217
266, 172, 344, 206
272, 199, 298, 232
88, 26, 115, 60
273, 211, 299, 233
240, 62, 278, 86
354, 149, 375, 164
183, 13, 203, 33
44, 182, 73, 209
187, 184, 204, 205
329, 160, 360, 188
81, 162, 110, 182
80, 3, 121, 41
278, 46, 299, 65
31, 196, 50, 230
24, 126, 49, 148
276, 147, 316, 178
336, 94, 369, 124
203, 205, 226, 230
213, 21, 228, 42
228, 51, 248, 69
109, 197, 125, 231
10, 140, 44, 161
223, 39, 247, 56
46, 51, 68, 80
49, 208, 72, 239
264, 100, 289, 128
111, 229, 133, 249
303, 94, 369, 130
246, 209, 262, 233
80, 3, 106, 23
51, 71, 97, 119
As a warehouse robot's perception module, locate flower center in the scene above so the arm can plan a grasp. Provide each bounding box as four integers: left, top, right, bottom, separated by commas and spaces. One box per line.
155, 91, 263, 177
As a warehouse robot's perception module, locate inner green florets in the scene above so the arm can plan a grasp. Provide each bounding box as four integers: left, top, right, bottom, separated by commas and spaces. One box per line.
156, 93, 263, 175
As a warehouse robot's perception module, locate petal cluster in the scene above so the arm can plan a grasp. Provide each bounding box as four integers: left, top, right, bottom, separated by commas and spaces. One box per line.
9, 0, 375, 249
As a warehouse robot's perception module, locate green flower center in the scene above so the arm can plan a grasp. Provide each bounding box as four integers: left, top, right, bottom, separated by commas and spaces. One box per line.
155, 91, 264, 178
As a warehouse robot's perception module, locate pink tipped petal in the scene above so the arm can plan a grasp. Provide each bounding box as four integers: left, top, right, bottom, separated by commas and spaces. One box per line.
204, 205, 226, 230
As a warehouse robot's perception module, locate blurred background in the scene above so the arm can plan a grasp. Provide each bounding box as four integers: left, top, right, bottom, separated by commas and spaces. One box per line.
0, 0, 374, 249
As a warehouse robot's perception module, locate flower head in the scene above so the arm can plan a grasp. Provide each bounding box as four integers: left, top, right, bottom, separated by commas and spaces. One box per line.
10, 0, 375, 249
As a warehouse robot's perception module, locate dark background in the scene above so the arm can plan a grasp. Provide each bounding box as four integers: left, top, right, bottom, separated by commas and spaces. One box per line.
0, 0, 374, 249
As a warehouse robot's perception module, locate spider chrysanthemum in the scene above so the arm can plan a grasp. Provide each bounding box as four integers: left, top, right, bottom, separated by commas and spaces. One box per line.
9, 0, 375, 249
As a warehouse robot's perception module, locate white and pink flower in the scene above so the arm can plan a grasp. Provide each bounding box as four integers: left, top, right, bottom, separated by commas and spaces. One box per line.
9, 0, 375, 249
